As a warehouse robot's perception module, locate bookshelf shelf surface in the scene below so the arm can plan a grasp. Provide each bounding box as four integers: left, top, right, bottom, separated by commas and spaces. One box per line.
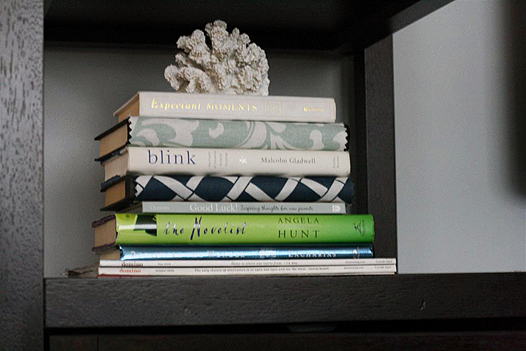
45, 273, 526, 328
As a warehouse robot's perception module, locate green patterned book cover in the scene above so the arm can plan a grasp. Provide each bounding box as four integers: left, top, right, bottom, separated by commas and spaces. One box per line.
93, 213, 374, 248
96, 116, 348, 160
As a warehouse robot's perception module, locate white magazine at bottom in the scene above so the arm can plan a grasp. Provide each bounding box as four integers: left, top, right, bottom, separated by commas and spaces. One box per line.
99, 258, 396, 267
98, 264, 397, 276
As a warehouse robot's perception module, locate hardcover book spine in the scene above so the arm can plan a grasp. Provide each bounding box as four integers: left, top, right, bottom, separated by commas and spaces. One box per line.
117, 245, 375, 260
117, 91, 336, 123
99, 258, 395, 267
127, 117, 348, 151
98, 264, 396, 277
103, 147, 351, 180
133, 202, 347, 214
100, 175, 355, 211
113, 213, 374, 245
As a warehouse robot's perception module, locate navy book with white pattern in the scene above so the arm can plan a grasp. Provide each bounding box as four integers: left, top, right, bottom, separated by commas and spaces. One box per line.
101, 175, 354, 211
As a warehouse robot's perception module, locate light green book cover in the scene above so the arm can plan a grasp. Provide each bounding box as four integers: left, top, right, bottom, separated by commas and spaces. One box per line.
128, 117, 348, 151
114, 213, 374, 245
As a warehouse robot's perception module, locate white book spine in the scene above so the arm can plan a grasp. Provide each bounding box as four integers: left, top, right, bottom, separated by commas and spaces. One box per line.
104, 147, 351, 181
98, 264, 397, 276
130, 202, 347, 214
99, 258, 397, 268
119, 91, 336, 122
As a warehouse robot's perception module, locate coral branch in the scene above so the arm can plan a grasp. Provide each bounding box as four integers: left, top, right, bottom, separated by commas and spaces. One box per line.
164, 20, 270, 95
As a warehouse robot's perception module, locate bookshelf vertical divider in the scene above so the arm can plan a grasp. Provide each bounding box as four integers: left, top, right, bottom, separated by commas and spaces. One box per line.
355, 36, 398, 259
0, 0, 44, 350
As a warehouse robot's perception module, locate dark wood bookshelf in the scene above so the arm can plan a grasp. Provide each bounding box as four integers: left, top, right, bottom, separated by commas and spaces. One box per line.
2, 0, 525, 350
46, 273, 526, 328
43, 0, 451, 53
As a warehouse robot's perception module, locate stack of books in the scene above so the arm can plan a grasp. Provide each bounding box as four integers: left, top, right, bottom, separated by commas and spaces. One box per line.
92, 91, 396, 276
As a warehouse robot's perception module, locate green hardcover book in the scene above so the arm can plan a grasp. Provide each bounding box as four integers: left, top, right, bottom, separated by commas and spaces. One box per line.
93, 213, 374, 249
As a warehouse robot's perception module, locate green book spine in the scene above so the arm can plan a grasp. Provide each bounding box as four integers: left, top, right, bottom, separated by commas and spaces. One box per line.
114, 213, 374, 245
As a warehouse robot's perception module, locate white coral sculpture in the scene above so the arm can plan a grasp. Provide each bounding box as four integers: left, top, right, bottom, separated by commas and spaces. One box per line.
164, 20, 270, 95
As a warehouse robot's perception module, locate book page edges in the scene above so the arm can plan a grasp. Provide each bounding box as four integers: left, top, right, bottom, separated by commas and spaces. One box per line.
92, 215, 118, 249
103, 151, 130, 181
104, 179, 127, 207
114, 93, 140, 121
98, 121, 130, 158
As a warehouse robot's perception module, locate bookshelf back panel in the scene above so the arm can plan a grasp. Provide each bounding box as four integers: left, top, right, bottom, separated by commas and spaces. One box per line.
43, 46, 351, 277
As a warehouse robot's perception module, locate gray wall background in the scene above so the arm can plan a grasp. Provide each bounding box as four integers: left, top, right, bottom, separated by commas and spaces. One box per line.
394, 0, 526, 273
44, 0, 526, 276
